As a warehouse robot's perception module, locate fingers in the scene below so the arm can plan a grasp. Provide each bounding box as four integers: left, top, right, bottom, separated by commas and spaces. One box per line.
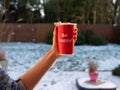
54, 22, 78, 43
73, 29, 77, 35
53, 22, 60, 49
54, 21, 62, 26
53, 22, 62, 41
73, 28, 78, 43
53, 21, 61, 36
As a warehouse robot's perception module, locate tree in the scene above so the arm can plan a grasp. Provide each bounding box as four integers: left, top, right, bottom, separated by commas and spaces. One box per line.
0, 0, 15, 42
0, 0, 42, 23
18, 0, 42, 23
43, 0, 120, 24
43, 0, 86, 23
113, 0, 120, 24
92, 0, 112, 24
0, 0, 120, 24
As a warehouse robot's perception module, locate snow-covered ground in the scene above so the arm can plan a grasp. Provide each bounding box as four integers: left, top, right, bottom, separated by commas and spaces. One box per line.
1, 43, 120, 90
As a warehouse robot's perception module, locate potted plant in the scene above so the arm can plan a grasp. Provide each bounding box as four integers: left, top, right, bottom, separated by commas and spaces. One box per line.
0, 47, 8, 72
87, 57, 99, 83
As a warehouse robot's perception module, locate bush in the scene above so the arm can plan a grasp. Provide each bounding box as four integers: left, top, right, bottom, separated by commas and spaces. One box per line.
112, 65, 120, 76
75, 29, 85, 45
45, 29, 108, 46
89, 36, 108, 46
84, 29, 94, 44
83, 29, 108, 45
46, 30, 53, 44
115, 30, 120, 44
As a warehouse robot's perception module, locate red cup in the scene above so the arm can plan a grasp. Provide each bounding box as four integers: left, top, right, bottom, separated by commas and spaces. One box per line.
56, 23, 77, 55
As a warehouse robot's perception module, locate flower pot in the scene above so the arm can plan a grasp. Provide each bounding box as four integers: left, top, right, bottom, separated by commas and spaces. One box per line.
89, 72, 99, 83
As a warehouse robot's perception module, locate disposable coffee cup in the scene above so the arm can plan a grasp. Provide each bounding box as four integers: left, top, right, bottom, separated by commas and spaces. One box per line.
56, 22, 77, 55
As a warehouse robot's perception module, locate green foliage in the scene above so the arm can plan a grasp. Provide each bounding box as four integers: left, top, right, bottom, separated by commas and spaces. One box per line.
18, 0, 41, 9
0, 0, 120, 23
84, 29, 94, 44
112, 65, 120, 77
43, 0, 119, 24
43, 0, 86, 23
89, 36, 108, 46
0, 0, 42, 23
46, 30, 53, 44
115, 30, 120, 44
75, 29, 85, 45
84, 29, 108, 45
45, 28, 108, 46
32, 10, 41, 23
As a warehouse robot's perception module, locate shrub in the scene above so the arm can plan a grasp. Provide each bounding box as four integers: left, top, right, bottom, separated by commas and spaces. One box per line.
46, 30, 53, 44
84, 29, 94, 44
75, 29, 85, 45
114, 30, 120, 44
89, 36, 108, 46
112, 65, 120, 76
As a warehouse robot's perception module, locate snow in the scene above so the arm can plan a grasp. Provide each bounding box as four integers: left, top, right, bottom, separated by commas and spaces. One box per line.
1, 42, 120, 90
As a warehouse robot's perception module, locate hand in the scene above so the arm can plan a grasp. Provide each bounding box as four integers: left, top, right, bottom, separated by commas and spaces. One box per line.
51, 22, 78, 57
50, 22, 61, 57
73, 25, 78, 44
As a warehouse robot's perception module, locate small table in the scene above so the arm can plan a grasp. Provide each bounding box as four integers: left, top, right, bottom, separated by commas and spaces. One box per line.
76, 78, 117, 90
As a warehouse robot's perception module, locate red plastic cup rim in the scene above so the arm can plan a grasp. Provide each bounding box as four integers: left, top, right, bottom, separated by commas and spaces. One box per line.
56, 22, 77, 26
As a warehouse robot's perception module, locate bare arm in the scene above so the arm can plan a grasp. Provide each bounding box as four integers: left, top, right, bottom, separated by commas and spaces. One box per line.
19, 23, 77, 90
20, 28, 60, 90
20, 48, 60, 90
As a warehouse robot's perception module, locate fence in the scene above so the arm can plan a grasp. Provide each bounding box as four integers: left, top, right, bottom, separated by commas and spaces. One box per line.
0, 23, 120, 43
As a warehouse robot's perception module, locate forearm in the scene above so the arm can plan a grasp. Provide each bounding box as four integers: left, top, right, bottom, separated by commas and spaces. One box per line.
20, 49, 60, 90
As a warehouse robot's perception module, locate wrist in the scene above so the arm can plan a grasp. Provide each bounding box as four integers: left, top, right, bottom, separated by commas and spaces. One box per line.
49, 48, 60, 58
